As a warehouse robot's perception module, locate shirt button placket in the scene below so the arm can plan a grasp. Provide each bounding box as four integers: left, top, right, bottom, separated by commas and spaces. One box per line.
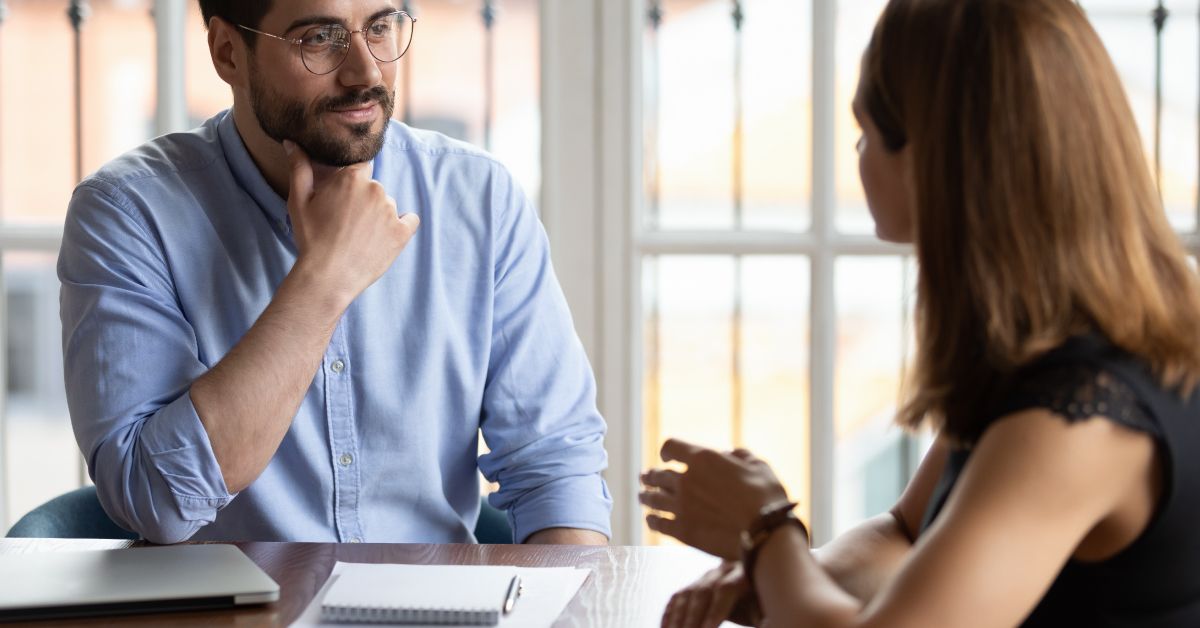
327, 340, 358, 543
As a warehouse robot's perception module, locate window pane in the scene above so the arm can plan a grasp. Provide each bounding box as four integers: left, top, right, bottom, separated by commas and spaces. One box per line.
649, 0, 811, 231
642, 255, 811, 542
833, 256, 914, 535
401, 0, 542, 199
2, 252, 79, 531
740, 0, 811, 231
1157, 5, 1198, 231
739, 256, 810, 516
834, 0, 887, 234
1084, 1, 1197, 231
0, 0, 155, 225
185, 5, 233, 123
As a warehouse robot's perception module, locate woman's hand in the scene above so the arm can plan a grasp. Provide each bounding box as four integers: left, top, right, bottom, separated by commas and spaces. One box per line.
661, 561, 760, 628
640, 438, 790, 560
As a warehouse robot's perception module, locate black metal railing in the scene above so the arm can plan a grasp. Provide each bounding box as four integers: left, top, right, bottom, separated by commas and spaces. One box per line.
68, 0, 90, 186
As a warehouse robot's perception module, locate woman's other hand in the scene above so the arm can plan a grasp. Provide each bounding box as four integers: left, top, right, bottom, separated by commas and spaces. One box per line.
661, 561, 760, 628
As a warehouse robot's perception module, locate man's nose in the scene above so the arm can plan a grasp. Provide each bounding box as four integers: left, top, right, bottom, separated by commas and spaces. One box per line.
337, 32, 383, 88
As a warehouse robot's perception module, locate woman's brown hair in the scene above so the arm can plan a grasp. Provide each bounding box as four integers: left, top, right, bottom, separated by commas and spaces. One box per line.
860, 0, 1200, 443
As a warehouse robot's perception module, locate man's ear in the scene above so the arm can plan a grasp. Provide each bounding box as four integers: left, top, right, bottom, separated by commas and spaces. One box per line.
208, 17, 248, 89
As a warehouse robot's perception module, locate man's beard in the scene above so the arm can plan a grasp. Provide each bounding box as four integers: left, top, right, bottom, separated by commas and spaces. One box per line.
249, 62, 395, 167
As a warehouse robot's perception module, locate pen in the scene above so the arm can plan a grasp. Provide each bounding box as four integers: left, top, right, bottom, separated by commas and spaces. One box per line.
503, 574, 521, 615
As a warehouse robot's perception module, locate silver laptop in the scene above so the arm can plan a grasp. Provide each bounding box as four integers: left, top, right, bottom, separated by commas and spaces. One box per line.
0, 544, 280, 622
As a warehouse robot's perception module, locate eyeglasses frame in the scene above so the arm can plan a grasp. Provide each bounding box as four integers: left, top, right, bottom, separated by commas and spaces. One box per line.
236, 10, 417, 76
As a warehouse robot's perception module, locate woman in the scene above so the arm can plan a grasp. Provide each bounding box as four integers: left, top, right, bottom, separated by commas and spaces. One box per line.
640, 0, 1200, 626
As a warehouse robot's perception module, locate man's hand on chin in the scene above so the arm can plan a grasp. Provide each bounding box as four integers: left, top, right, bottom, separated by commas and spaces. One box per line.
524, 528, 609, 545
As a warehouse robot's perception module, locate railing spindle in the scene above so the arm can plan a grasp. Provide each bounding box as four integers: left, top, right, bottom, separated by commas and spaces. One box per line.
1153, 1, 1168, 197
481, 0, 496, 151
68, 0, 90, 185
731, 0, 746, 448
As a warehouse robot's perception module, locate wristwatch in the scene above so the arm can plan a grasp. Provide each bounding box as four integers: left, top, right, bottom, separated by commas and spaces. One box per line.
739, 500, 809, 587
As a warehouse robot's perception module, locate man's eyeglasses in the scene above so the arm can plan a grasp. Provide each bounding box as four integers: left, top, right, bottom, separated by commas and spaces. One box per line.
238, 11, 417, 76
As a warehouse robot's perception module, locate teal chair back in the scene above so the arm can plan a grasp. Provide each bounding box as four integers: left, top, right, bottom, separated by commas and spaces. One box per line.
5, 486, 137, 540
5, 485, 513, 543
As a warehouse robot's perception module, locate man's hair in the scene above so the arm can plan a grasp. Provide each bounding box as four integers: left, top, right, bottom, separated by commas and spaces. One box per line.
197, 0, 274, 47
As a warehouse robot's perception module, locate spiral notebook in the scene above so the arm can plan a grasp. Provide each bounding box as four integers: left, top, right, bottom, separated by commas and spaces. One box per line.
320, 564, 519, 625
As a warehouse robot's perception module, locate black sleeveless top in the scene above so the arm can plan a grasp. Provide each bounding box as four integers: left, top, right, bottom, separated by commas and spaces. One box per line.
919, 335, 1200, 627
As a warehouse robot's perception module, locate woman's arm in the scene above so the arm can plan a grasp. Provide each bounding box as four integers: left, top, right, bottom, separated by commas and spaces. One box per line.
651, 437, 947, 627
750, 410, 1156, 627
645, 409, 1157, 628
814, 437, 947, 603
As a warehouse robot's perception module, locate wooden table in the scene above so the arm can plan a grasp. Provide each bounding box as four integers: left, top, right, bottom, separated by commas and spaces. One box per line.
0, 538, 720, 627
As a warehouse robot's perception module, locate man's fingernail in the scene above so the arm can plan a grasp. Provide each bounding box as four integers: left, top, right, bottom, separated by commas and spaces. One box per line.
282, 140, 295, 156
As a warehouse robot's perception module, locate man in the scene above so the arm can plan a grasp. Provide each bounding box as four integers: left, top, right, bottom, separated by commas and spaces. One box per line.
57, 0, 611, 546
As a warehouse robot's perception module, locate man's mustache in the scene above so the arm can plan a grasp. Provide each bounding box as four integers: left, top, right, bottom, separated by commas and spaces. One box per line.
320, 87, 392, 112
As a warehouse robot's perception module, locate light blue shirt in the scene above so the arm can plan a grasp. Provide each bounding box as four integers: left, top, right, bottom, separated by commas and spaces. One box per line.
58, 110, 612, 545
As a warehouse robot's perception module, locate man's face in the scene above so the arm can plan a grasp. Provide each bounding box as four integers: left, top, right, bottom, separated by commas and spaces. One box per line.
246, 1, 401, 167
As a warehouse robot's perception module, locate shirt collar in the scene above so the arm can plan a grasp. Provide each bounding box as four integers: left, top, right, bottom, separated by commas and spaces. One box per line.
217, 109, 292, 235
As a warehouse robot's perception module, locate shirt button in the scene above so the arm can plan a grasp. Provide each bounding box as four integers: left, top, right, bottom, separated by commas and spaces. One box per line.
331, 359, 346, 374
339, 453, 354, 467
349, 537, 362, 544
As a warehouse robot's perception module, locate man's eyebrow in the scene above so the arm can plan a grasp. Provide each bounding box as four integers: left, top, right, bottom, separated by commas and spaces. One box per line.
284, 15, 345, 34
284, 8, 401, 35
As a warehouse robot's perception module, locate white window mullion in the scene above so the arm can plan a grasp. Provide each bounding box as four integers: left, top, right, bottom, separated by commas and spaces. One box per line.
154, 0, 188, 136
810, 0, 838, 546
636, 231, 911, 257
597, 0, 644, 546
539, 0, 645, 545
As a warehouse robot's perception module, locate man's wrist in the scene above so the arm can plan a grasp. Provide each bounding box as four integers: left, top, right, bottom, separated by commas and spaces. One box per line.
284, 258, 356, 316
524, 528, 609, 545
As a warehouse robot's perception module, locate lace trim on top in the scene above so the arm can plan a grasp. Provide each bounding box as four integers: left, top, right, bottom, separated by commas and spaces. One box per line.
996, 364, 1161, 438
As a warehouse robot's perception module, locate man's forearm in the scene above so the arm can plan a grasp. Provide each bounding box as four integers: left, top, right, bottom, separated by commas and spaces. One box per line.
524, 528, 608, 545
191, 261, 349, 493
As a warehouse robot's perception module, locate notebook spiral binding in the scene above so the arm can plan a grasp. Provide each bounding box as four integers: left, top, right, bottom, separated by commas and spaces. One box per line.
322, 605, 501, 625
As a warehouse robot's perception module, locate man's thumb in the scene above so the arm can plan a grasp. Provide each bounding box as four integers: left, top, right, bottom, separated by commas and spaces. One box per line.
283, 140, 313, 203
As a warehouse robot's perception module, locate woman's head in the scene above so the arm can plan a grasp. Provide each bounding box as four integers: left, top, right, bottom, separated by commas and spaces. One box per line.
859, 0, 1200, 441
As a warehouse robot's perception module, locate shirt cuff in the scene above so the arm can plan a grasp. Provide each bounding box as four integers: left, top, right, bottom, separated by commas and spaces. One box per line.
135, 390, 234, 522
500, 474, 613, 543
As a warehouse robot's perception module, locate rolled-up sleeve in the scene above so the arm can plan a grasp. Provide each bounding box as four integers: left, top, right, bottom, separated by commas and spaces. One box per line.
59, 181, 233, 545
475, 167, 613, 543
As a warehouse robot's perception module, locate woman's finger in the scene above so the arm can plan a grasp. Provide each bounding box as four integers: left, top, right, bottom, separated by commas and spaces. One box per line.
645, 513, 684, 541
639, 489, 680, 514
641, 468, 683, 493
702, 572, 747, 627
683, 585, 714, 628
730, 448, 756, 461
660, 438, 708, 464
661, 590, 684, 628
